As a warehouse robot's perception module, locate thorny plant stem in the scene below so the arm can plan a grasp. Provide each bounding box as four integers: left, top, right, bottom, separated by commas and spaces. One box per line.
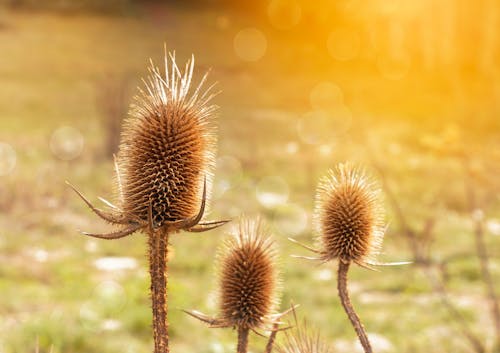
337, 260, 372, 353
149, 228, 170, 353
264, 323, 279, 353
237, 326, 249, 353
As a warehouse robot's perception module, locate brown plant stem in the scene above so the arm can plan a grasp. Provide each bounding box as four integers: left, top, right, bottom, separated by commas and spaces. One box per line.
337, 260, 372, 353
237, 326, 249, 353
265, 323, 279, 353
148, 228, 170, 353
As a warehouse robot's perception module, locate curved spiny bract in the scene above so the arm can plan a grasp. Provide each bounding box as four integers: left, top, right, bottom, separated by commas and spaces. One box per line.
117, 53, 217, 229
217, 218, 280, 331
313, 163, 385, 266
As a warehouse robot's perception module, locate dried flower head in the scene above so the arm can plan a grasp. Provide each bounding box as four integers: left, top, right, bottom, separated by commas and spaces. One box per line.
313, 163, 385, 266
69, 51, 227, 239
118, 52, 217, 228
217, 218, 280, 330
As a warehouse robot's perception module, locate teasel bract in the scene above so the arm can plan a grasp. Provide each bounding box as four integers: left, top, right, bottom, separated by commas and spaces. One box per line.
185, 218, 290, 353
290, 163, 393, 353
68, 50, 228, 353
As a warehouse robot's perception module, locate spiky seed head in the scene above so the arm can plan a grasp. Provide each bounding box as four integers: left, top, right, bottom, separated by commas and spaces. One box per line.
117, 52, 217, 227
313, 163, 385, 265
217, 218, 279, 330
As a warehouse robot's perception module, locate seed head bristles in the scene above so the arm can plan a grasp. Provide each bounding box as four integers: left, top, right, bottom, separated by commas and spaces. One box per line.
313, 163, 385, 267
69, 51, 227, 239
184, 218, 289, 353
118, 51, 218, 229
216, 218, 281, 331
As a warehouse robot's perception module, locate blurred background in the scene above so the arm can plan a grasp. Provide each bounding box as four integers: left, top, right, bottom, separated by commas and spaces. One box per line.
0, 0, 499, 352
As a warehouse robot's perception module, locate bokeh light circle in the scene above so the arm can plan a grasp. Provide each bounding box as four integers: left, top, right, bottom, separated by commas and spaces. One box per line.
0, 142, 16, 176
49, 126, 84, 161
487, 219, 500, 236
327, 28, 361, 61
310, 81, 344, 111
234, 28, 267, 62
285, 141, 299, 154
314, 268, 333, 281
267, 0, 302, 30
273, 203, 308, 236
213, 155, 243, 198
297, 108, 352, 144
318, 144, 334, 157
256, 176, 289, 208
94, 256, 138, 272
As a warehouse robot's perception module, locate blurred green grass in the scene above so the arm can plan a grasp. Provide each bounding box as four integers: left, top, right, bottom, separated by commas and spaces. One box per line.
0, 3, 500, 353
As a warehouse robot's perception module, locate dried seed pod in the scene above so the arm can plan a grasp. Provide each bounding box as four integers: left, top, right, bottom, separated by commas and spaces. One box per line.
314, 163, 385, 266
117, 53, 217, 228
217, 218, 280, 331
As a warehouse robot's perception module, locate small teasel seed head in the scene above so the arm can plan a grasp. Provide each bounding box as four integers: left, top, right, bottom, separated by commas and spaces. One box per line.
117, 52, 217, 227
217, 218, 280, 330
313, 163, 385, 264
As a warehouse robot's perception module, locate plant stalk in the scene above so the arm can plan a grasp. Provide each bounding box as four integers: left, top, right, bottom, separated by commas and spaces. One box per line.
264, 323, 279, 353
237, 326, 249, 353
337, 260, 372, 353
149, 228, 170, 353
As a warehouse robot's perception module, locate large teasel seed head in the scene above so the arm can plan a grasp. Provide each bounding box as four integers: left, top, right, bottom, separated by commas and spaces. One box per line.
217, 218, 280, 331
117, 52, 217, 228
314, 163, 385, 266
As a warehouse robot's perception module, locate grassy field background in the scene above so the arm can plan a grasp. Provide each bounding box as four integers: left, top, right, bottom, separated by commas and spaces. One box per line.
0, 2, 500, 352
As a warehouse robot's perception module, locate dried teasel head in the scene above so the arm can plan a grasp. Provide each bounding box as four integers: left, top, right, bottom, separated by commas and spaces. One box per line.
313, 163, 385, 267
216, 218, 280, 331
68, 50, 227, 240
117, 52, 217, 228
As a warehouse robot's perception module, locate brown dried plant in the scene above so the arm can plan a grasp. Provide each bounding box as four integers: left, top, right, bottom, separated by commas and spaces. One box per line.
315, 163, 383, 353
313, 163, 385, 268
290, 163, 404, 353
68, 50, 228, 353
185, 218, 290, 353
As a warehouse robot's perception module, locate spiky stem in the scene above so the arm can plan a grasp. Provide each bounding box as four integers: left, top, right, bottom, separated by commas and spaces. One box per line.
337, 260, 372, 353
265, 323, 279, 353
237, 326, 249, 353
148, 228, 170, 353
